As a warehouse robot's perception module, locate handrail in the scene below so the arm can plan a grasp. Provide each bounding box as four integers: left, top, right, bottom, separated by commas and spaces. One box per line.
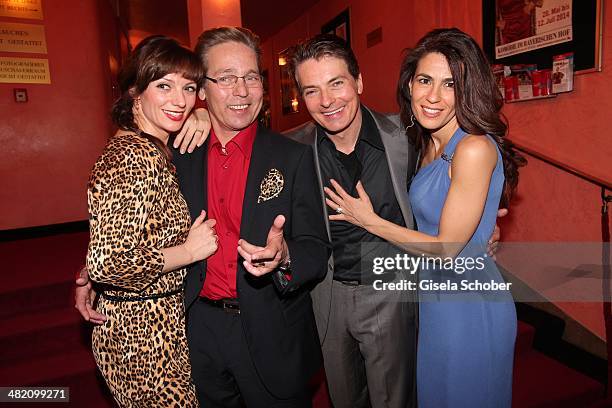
509, 141, 611, 399
510, 140, 612, 191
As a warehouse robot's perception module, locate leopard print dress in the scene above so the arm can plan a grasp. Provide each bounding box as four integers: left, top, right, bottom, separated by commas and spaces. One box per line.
87, 133, 198, 407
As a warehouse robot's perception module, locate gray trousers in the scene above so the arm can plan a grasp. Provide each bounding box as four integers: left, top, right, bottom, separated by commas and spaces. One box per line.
322, 277, 417, 408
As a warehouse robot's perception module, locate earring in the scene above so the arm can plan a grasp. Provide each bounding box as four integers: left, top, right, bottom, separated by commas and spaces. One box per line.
405, 114, 415, 130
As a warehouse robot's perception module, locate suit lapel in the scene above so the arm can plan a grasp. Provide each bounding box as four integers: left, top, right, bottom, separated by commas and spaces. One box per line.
196, 146, 208, 217
303, 127, 332, 241
239, 126, 270, 241
178, 142, 208, 220
172, 141, 208, 305
368, 107, 416, 229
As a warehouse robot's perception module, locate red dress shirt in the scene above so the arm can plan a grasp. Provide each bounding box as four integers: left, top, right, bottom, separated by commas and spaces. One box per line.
199, 122, 257, 300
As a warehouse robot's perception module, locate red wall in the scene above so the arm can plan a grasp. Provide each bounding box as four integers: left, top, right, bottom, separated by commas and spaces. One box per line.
187, 0, 242, 47
0, 0, 116, 230
261, 0, 611, 342
261, 0, 485, 130
0, 0, 608, 344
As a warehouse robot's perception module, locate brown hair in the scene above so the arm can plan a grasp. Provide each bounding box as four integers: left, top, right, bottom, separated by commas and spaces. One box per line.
288, 34, 360, 89
111, 35, 204, 160
194, 26, 261, 75
397, 28, 526, 207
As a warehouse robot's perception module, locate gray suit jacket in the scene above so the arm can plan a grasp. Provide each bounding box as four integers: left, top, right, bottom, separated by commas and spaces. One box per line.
284, 105, 419, 343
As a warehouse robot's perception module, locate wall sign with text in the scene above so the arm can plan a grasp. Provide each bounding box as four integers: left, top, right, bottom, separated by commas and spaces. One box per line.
0, 0, 43, 20
483, 0, 603, 72
0, 22, 46, 53
495, 0, 572, 59
0, 56, 50, 84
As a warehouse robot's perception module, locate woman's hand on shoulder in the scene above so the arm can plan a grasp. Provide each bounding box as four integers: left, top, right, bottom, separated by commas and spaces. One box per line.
174, 108, 211, 154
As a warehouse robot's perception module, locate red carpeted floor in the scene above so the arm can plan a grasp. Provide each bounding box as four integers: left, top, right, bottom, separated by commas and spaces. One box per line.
0, 228, 607, 407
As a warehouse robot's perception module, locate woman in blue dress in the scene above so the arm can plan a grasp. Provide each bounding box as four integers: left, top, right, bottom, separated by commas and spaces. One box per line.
324, 28, 525, 407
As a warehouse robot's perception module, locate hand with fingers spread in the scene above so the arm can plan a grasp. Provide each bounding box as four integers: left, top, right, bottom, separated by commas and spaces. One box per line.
183, 210, 219, 263
324, 179, 378, 229
237, 215, 289, 277
74, 266, 107, 324
173, 108, 211, 154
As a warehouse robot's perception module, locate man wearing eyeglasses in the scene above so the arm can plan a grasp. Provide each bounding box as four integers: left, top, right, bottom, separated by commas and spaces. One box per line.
75, 27, 329, 408
174, 26, 329, 408
175, 26, 330, 408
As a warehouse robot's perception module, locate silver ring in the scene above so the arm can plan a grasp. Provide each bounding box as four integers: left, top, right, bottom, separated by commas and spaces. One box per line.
335, 207, 343, 214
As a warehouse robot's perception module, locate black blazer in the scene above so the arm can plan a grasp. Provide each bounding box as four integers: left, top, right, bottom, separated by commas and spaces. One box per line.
171, 125, 330, 399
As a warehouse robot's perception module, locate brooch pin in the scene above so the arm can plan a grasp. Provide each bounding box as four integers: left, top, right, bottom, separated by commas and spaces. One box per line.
257, 168, 284, 203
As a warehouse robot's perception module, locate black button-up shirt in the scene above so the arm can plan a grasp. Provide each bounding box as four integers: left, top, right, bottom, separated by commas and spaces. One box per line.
317, 106, 406, 282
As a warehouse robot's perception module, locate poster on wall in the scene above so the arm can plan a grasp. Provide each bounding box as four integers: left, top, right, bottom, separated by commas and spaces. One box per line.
483, 0, 602, 73
0, 0, 43, 20
0, 22, 47, 53
321, 9, 351, 46
495, 0, 572, 58
0, 56, 50, 83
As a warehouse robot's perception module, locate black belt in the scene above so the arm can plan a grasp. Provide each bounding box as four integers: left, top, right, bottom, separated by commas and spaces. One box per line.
334, 272, 401, 286
100, 288, 181, 302
334, 279, 361, 286
199, 297, 240, 314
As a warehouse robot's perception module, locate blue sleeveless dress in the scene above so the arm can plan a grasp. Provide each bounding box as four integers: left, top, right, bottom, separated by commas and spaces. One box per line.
409, 128, 516, 407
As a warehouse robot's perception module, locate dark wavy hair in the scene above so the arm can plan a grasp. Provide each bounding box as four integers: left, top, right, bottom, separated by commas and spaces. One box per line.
111, 35, 204, 160
397, 28, 526, 207
288, 33, 360, 90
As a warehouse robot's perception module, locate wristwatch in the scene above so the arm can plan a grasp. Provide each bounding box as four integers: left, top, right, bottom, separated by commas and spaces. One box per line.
279, 257, 291, 273
276, 257, 291, 288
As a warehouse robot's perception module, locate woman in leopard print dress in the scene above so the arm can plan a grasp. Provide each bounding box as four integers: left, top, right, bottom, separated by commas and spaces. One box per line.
87, 36, 217, 407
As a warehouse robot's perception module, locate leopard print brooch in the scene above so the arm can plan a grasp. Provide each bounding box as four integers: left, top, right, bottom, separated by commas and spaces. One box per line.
258, 168, 284, 203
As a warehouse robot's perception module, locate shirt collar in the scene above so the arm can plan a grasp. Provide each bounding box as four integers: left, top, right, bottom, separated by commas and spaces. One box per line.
357, 106, 384, 151
316, 105, 384, 151
208, 121, 258, 158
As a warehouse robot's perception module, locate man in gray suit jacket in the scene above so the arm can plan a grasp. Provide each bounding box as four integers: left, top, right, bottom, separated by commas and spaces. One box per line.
284, 34, 419, 408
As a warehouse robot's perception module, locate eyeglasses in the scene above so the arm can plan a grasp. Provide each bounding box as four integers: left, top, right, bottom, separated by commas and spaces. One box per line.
205, 74, 263, 89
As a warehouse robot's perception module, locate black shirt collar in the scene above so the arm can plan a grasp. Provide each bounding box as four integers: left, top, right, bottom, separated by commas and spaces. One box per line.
316, 105, 384, 151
